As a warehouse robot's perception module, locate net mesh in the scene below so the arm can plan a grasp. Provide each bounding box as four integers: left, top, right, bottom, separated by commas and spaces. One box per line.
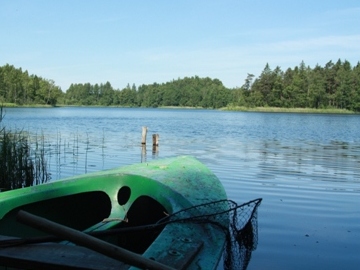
157, 198, 262, 270
225, 198, 261, 270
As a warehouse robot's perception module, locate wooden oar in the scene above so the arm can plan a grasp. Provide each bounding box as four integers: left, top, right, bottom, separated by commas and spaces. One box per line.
16, 210, 176, 270
0, 223, 164, 248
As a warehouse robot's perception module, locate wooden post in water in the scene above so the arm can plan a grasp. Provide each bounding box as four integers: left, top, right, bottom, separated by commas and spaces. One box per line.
152, 134, 159, 146
141, 126, 148, 145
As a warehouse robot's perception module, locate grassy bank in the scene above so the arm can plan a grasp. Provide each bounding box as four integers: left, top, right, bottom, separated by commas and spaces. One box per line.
1, 103, 54, 108
221, 106, 356, 114
159, 106, 205, 109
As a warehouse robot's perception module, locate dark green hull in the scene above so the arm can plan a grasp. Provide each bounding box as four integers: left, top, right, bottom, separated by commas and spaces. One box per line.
0, 156, 228, 269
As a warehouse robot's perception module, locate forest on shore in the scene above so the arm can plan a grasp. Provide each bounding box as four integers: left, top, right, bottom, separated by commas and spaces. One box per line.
1, 59, 360, 112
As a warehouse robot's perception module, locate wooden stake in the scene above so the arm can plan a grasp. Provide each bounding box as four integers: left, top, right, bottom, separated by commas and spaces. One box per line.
152, 134, 159, 146
141, 126, 148, 145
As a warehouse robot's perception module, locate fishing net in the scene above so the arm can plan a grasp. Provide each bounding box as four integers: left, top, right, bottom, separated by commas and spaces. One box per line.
224, 198, 262, 270
156, 198, 262, 270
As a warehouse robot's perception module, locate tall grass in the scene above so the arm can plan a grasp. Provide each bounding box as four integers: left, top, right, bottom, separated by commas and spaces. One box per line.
222, 105, 355, 114
0, 107, 50, 191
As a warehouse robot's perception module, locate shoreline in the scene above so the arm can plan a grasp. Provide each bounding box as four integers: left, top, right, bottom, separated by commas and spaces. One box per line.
220, 106, 356, 114
2, 103, 356, 114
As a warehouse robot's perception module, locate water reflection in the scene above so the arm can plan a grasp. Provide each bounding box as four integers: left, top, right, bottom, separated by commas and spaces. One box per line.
141, 145, 146, 163
152, 145, 159, 157
140, 144, 159, 163
254, 139, 360, 189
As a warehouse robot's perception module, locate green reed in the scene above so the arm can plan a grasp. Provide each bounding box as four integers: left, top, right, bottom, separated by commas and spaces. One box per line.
0, 107, 51, 191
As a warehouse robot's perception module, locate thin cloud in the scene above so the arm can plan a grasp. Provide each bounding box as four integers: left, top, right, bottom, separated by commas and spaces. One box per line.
266, 35, 360, 51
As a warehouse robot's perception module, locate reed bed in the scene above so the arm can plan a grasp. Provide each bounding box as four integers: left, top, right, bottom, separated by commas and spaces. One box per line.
0, 107, 51, 191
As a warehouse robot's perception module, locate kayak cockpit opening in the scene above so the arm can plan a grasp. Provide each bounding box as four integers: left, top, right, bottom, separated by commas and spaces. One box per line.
0, 191, 112, 238
105, 195, 168, 254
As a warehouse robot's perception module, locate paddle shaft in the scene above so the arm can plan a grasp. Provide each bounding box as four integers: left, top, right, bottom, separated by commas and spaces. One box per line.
0, 223, 164, 247
16, 210, 175, 270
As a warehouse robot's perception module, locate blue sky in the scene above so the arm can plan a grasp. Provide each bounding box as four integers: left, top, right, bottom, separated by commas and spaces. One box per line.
1, 0, 359, 91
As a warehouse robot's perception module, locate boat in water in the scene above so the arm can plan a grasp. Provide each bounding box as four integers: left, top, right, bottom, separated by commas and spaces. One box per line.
0, 156, 234, 269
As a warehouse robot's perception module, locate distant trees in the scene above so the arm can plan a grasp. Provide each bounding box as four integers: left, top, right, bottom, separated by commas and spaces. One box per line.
64, 82, 136, 107
231, 59, 360, 112
136, 76, 230, 108
62, 76, 230, 108
0, 64, 63, 106
1, 59, 360, 111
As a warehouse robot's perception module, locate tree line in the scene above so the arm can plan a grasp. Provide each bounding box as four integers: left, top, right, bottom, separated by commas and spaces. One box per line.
0, 64, 63, 106
1, 59, 360, 111
234, 59, 360, 111
64, 76, 230, 108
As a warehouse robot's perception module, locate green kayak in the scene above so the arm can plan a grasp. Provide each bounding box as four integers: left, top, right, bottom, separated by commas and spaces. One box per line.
0, 156, 229, 269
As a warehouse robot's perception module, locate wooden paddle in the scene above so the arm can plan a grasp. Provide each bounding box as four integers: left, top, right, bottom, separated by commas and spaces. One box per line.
16, 210, 176, 270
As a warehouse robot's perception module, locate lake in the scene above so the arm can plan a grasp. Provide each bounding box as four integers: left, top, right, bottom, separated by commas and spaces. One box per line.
2, 107, 360, 270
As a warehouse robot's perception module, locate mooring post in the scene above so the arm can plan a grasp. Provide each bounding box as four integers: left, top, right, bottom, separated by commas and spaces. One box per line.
152, 134, 159, 146
141, 126, 148, 145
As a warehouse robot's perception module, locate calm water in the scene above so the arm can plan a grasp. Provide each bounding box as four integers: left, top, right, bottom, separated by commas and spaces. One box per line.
3, 107, 360, 270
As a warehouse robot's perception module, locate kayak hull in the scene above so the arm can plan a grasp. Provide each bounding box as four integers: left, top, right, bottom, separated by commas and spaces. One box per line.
0, 156, 228, 269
